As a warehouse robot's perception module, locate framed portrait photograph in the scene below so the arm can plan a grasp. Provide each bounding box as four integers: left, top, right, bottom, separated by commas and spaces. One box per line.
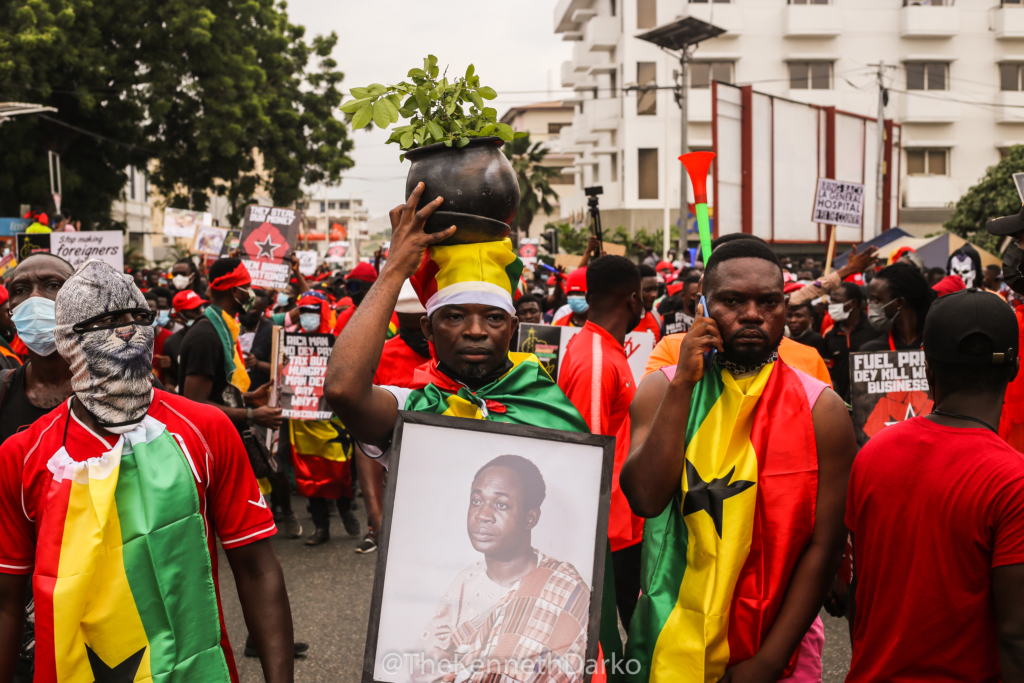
363, 412, 615, 683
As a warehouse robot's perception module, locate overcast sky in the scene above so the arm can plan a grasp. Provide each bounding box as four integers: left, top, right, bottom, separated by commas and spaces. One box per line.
285, 0, 573, 219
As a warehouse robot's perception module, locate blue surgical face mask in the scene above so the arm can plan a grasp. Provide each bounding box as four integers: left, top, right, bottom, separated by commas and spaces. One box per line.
11, 296, 58, 356
154, 310, 170, 327
300, 313, 321, 332
277, 292, 290, 307
567, 295, 589, 314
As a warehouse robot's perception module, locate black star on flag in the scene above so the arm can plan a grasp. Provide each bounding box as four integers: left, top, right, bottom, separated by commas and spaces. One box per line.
86, 644, 146, 683
682, 459, 755, 538
254, 234, 281, 259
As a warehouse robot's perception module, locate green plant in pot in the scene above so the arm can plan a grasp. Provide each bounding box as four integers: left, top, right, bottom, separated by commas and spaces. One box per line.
341, 55, 526, 244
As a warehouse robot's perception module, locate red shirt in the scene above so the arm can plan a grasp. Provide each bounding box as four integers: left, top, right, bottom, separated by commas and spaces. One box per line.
633, 310, 661, 341
332, 304, 357, 336
553, 313, 580, 327
152, 326, 173, 384
557, 321, 643, 551
846, 417, 1024, 683
374, 335, 431, 388
0, 391, 276, 681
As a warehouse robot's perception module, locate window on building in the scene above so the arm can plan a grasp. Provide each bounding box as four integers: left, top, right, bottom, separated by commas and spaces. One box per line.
789, 62, 832, 90
638, 149, 659, 199
1003, 0, 1024, 5
339, 201, 350, 210
691, 62, 734, 89
610, 68, 617, 97
638, 62, 657, 115
906, 62, 948, 90
143, 172, 149, 202
610, 153, 618, 182
610, 0, 616, 15
129, 167, 136, 200
319, 201, 326, 212
548, 122, 570, 135
328, 201, 337, 210
906, 148, 948, 176
637, 0, 656, 28
1002, 64, 1024, 91
789, 0, 830, 4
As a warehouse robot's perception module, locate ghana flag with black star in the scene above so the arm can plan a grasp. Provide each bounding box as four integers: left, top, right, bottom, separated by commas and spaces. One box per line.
625, 360, 820, 683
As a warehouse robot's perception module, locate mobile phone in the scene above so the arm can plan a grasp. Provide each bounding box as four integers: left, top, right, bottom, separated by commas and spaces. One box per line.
698, 295, 716, 369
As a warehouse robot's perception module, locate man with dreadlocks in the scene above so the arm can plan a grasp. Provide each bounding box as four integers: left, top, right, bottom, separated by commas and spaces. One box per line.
0, 260, 295, 683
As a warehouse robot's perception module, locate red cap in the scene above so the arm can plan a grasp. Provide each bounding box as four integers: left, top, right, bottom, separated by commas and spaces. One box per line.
784, 282, 806, 294
667, 282, 684, 297
932, 274, 966, 298
546, 275, 556, 286
0, 284, 8, 307
566, 267, 587, 294
844, 272, 865, 286
172, 290, 207, 314
655, 260, 674, 274
347, 262, 378, 283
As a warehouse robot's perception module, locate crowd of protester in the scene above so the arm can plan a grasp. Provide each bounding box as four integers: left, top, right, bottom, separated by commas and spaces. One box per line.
0, 188, 1022, 683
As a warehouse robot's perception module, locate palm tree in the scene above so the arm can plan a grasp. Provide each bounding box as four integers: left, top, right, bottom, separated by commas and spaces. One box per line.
502, 134, 561, 240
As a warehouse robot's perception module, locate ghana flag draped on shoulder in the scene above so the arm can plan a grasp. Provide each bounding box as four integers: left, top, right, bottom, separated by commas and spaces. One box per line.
626, 359, 823, 683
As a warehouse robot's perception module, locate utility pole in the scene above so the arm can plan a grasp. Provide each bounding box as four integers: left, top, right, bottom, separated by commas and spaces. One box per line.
870, 61, 888, 235
675, 49, 692, 264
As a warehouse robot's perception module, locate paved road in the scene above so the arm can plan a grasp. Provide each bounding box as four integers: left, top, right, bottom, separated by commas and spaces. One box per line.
218, 495, 852, 682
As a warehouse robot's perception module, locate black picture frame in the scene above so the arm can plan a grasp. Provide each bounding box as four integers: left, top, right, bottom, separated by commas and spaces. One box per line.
362, 411, 616, 683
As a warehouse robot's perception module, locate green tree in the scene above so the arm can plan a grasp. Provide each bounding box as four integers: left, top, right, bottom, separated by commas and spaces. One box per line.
944, 145, 1024, 254
503, 134, 560, 236
0, 0, 354, 228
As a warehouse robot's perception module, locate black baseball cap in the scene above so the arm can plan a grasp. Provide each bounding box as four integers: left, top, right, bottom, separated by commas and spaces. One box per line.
924, 288, 1019, 365
986, 204, 1024, 236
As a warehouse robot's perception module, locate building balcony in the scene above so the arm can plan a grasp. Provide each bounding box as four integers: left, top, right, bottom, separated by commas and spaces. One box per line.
783, 4, 841, 38
995, 8, 1024, 40
682, 3, 742, 38
585, 97, 621, 131
561, 61, 578, 88
900, 92, 960, 123
585, 16, 618, 52
554, 0, 593, 33
902, 175, 960, 209
996, 91, 1024, 123
899, 5, 958, 38
572, 41, 610, 72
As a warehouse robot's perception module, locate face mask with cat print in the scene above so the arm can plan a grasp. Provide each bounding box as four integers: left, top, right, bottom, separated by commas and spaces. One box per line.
54, 260, 155, 434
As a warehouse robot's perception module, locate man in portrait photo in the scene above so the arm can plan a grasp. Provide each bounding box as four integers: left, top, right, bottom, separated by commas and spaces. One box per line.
415, 455, 591, 683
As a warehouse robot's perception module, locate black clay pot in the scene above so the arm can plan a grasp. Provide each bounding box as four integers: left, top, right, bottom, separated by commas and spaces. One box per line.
404, 136, 519, 245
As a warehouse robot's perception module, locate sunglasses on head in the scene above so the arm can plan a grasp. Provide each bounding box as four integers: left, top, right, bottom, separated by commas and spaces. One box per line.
72, 308, 156, 333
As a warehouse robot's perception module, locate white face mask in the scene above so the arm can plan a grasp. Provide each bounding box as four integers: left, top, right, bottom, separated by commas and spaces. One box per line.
828, 302, 851, 322
172, 274, 192, 290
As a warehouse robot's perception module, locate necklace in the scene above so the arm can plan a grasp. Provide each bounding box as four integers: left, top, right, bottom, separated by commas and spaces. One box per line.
716, 350, 779, 377
929, 408, 997, 434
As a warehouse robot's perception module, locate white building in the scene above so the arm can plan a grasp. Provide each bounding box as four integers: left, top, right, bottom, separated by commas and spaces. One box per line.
555, 0, 1024, 244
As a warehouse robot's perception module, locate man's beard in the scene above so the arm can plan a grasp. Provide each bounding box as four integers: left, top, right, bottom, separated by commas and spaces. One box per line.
459, 363, 489, 379
719, 328, 781, 372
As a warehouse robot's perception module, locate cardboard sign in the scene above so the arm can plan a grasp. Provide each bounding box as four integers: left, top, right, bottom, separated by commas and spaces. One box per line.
163, 208, 212, 239
812, 178, 865, 228
295, 250, 318, 277
219, 229, 241, 257
850, 350, 933, 446
516, 323, 654, 385
555, 253, 584, 271
16, 232, 50, 261
326, 240, 349, 264
192, 226, 229, 256
49, 231, 124, 270
239, 205, 302, 289
276, 330, 335, 420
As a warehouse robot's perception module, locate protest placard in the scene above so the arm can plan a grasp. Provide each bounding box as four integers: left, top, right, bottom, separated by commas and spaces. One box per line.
849, 350, 933, 446
275, 330, 335, 420
811, 178, 865, 228
218, 229, 241, 257
163, 208, 212, 239
295, 250, 318, 277
192, 226, 229, 256
516, 323, 654, 385
0, 253, 16, 278
50, 231, 124, 270
16, 232, 50, 261
239, 205, 301, 289
326, 241, 349, 264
